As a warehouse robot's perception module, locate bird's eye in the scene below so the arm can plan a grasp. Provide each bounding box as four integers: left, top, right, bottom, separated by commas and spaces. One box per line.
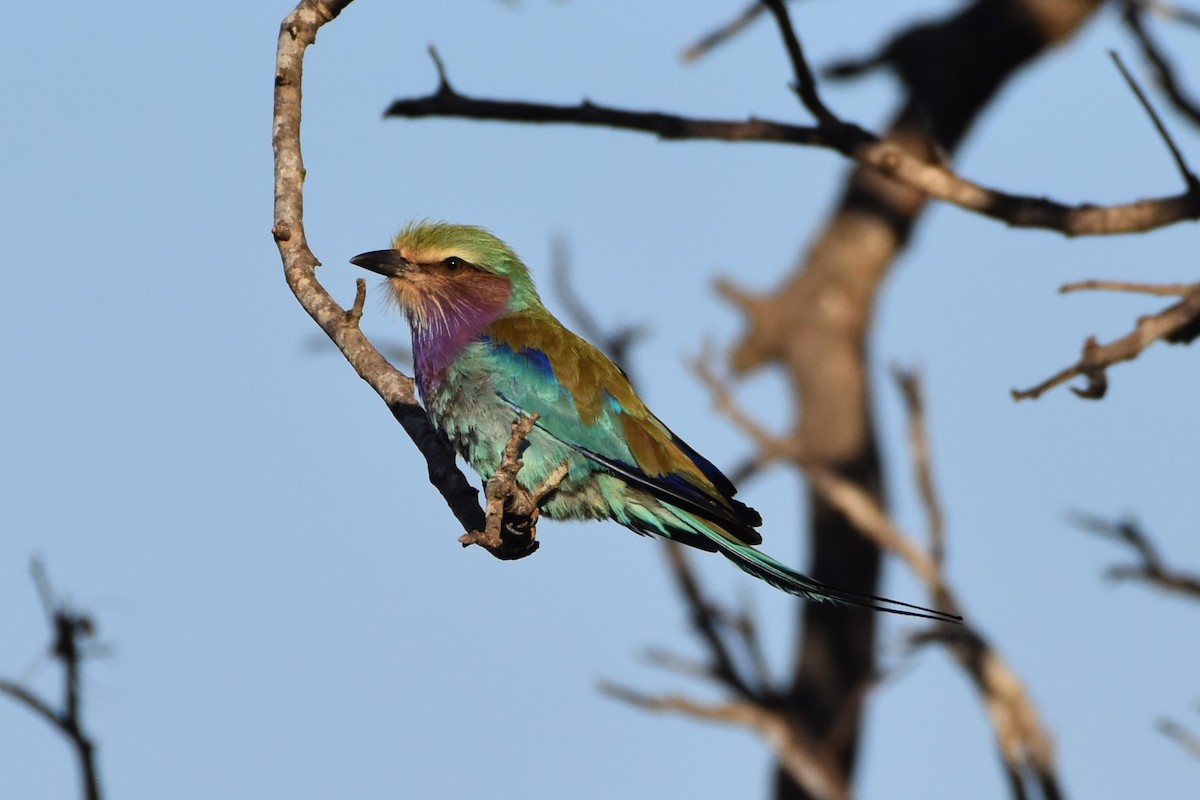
443, 257, 463, 271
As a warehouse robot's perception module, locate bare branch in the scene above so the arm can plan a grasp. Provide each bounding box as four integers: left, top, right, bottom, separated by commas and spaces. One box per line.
661, 543, 763, 699
642, 647, 716, 683
1060, 279, 1194, 296
1109, 50, 1199, 189
383, 47, 1200, 236
761, 0, 840, 127
1011, 282, 1200, 401
1070, 513, 1200, 599
805, 466, 944, 593
1123, 1, 1200, 129
689, 346, 795, 467
387, 78, 825, 144
0, 680, 61, 736
892, 367, 946, 569
913, 627, 1063, 800
681, 2, 767, 63
604, 542, 857, 800
692, 345, 1064, 795
810, 413, 1061, 798
598, 683, 851, 800
274, 0, 528, 552
345, 278, 367, 326
1, 561, 104, 800
427, 44, 452, 92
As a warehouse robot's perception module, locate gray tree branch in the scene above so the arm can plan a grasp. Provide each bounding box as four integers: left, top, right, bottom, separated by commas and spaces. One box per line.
272, 0, 547, 560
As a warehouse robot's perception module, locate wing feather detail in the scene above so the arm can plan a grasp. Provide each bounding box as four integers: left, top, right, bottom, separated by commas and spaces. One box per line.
485, 312, 762, 545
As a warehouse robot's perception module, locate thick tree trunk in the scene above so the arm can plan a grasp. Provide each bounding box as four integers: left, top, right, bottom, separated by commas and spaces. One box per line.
722, 2, 1104, 796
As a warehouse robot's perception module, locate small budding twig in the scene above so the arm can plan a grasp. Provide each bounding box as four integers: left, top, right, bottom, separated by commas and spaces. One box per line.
345, 278, 368, 327
459, 414, 569, 560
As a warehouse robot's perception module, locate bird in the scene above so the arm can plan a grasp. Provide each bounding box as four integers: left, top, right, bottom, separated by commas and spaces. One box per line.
351, 222, 959, 622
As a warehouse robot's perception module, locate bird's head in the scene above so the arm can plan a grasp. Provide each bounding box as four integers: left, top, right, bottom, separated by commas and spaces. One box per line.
350, 222, 542, 334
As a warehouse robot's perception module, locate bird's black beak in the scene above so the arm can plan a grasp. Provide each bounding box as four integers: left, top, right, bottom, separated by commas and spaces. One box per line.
350, 249, 410, 278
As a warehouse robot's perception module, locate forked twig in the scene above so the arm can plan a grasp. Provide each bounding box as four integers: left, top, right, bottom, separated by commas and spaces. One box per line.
1070, 512, 1200, 599
1122, 1, 1200, 128
0, 561, 104, 800
598, 682, 850, 800
692, 359, 1062, 797
1012, 281, 1200, 401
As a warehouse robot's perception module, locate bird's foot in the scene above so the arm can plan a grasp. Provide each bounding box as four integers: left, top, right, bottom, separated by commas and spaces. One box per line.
459, 509, 540, 560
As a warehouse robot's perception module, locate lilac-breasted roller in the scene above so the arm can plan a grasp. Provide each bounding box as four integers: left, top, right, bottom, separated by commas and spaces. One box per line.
352, 222, 957, 621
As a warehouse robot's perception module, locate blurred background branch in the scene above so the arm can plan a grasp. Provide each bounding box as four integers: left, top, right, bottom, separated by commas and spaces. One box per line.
0, 561, 104, 800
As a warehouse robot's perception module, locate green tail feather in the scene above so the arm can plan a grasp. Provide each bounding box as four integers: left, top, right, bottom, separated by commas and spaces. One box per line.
705, 530, 961, 623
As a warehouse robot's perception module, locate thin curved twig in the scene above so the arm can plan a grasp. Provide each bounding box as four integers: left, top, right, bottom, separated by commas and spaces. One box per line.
681, 1, 769, 63
272, 0, 549, 559
892, 367, 946, 569
1109, 50, 1199, 190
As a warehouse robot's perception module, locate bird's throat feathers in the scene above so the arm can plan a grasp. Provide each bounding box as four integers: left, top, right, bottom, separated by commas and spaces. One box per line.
397, 269, 513, 388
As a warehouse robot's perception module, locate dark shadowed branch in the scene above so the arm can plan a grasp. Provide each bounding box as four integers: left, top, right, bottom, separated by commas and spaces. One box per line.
1011, 279, 1200, 401
1109, 50, 1199, 191
383, 35, 1200, 235
0, 561, 104, 800
1123, 0, 1200, 128
760, 0, 840, 127
1070, 512, 1200, 599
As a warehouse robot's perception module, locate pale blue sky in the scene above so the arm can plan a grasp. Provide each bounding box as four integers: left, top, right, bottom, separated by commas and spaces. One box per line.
3, 2, 1199, 799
